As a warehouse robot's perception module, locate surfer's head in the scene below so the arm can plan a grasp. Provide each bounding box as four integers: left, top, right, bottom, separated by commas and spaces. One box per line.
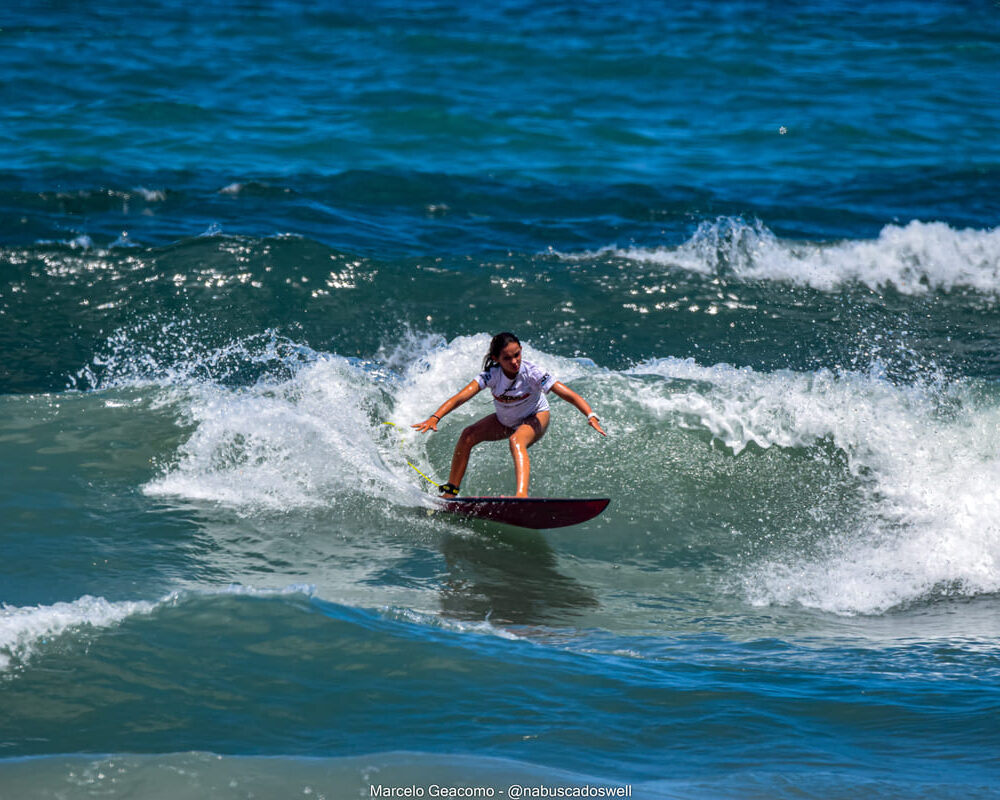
483, 331, 521, 374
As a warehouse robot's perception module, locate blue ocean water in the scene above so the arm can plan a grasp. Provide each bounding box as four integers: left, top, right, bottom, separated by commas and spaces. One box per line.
3, 1, 1000, 798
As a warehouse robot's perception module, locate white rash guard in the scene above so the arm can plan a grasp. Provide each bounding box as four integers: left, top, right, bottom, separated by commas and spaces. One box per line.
476, 360, 557, 427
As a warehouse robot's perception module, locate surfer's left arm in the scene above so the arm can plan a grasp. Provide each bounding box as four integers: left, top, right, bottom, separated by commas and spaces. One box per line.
412, 380, 482, 433
551, 382, 606, 436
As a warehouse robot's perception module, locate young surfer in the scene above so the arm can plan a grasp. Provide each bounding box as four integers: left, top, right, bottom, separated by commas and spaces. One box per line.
412, 332, 606, 498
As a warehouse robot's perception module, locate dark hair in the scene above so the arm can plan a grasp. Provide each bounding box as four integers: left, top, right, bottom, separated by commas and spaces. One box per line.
483, 331, 520, 371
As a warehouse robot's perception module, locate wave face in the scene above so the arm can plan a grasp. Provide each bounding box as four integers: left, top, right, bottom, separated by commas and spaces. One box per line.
52, 329, 1000, 621
628, 358, 1000, 615
4, 0, 1000, 797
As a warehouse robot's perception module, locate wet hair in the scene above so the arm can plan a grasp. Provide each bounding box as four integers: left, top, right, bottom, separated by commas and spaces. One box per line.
482, 331, 520, 371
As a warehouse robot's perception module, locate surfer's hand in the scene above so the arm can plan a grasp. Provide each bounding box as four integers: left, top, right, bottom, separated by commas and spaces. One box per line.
412, 417, 438, 433
589, 416, 607, 437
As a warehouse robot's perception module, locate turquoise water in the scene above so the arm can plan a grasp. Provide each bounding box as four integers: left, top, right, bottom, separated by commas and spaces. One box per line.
3, 2, 1000, 798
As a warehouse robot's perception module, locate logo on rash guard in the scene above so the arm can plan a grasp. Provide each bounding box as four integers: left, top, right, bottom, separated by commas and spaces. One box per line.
494, 392, 529, 403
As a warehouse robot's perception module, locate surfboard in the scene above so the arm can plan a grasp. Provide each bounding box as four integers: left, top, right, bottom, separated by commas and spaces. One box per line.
436, 496, 610, 529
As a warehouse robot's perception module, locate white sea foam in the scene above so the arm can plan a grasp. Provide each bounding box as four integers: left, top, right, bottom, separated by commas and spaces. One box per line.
0, 584, 318, 673
143, 355, 418, 512
72, 324, 427, 511
132, 186, 166, 202
384, 606, 524, 641
108, 231, 140, 249
631, 358, 1000, 614
0, 595, 160, 671
73, 325, 306, 391
559, 218, 1000, 295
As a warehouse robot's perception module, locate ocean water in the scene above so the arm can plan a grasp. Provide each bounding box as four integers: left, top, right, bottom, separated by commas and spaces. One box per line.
2, 1, 1000, 797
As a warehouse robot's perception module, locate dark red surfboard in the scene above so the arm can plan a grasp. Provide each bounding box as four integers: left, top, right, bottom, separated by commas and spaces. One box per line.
437, 496, 610, 529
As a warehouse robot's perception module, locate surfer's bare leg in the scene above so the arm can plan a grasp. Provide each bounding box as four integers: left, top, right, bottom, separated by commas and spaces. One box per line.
447, 414, 509, 491
508, 411, 550, 497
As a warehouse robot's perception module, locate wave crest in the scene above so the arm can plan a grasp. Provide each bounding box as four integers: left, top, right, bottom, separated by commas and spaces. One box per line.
561, 218, 1000, 295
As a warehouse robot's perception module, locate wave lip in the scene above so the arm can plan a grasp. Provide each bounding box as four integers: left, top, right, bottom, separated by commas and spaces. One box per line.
0, 595, 161, 672
560, 218, 1000, 295
0, 584, 322, 674
140, 353, 420, 513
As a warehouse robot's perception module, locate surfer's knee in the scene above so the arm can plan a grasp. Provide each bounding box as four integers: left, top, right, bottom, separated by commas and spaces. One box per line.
508, 430, 530, 454
458, 425, 482, 450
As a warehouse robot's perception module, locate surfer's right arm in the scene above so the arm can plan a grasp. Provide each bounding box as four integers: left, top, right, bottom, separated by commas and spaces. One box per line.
412, 381, 482, 432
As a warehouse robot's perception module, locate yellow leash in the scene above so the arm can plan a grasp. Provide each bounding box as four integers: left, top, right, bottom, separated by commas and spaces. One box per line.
382, 422, 444, 489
